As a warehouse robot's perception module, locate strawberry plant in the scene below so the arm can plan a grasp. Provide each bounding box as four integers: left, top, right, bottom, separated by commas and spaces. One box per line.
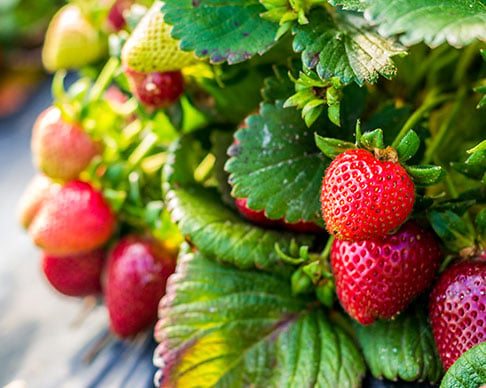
18, 0, 486, 386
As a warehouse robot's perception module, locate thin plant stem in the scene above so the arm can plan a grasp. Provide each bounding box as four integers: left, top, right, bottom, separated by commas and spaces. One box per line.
391, 90, 451, 149
423, 87, 467, 164
321, 235, 335, 259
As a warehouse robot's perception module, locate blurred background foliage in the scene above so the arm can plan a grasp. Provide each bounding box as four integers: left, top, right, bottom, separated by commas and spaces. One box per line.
0, 0, 63, 118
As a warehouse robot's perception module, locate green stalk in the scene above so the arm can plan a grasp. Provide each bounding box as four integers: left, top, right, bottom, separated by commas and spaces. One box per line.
435, 156, 476, 238
422, 87, 467, 164
320, 235, 335, 258
128, 127, 157, 168
391, 89, 451, 149
88, 56, 119, 102
453, 42, 480, 86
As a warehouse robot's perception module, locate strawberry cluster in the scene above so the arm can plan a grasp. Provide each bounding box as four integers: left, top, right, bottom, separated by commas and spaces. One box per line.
19, 105, 177, 337
16, 0, 486, 384
17, 0, 192, 338
316, 133, 486, 371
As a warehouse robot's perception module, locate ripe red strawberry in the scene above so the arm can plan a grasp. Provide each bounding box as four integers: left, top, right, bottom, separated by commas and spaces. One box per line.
18, 175, 60, 229
42, 249, 105, 297
105, 236, 176, 337
321, 149, 415, 241
31, 106, 100, 181
331, 221, 441, 325
429, 258, 486, 370
235, 198, 323, 232
124, 66, 184, 109
29, 181, 116, 256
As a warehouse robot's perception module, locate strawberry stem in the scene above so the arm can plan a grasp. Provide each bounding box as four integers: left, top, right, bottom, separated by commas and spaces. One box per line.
320, 235, 335, 259
391, 89, 452, 149
128, 127, 157, 168
275, 242, 306, 265
88, 56, 119, 103
440, 163, 477, 240
423, 87, 467, 164
52, 71, 78, 122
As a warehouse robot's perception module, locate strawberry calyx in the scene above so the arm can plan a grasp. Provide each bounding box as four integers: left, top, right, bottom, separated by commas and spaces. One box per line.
316, 122, 445, 188
373, 146, 399, 163
460, 246, 485, 260
276, 237, 336, 305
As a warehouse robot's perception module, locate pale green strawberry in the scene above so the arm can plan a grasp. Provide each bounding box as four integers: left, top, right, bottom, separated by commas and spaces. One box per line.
42, 4, 107, 72
121, 1, 197, 73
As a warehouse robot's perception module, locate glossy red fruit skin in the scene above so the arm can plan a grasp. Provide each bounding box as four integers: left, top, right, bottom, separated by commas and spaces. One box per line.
42, 249, 105, 297
124, 67, 184, 109
331, 221, 441, 325
31, 106, 100, 181
235, 198, 323, 233
429, 259, 486, 370
105, 236, 176, 338
18, 175, 60, 229
321, 149, 415, 241
29, 181, 116, 256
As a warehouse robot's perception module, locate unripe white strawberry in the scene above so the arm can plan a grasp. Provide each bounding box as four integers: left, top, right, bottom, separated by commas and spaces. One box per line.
121, 1, 197, 73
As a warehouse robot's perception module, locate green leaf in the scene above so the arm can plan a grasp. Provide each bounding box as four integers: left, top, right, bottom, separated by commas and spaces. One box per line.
196, 63, 268, 123
356, 303, 443, 383
328, 0, 367, 11
440, 342, 486, 387
396, 130, 420, 162
225, 102, 329, 224
456, 186, 486, 204
476, 208, 486, 248
468, 139, 486, 153
428, 210, 475, 251
406, 165, 445, 186
364, 0, 486, 48
451, 139, 486, 181
162, 0, 279, 65
293, 8, 405, 85
164, 135, 314, 274
211, 130, 235, 209
154, 247, 366, 388
167, 185, 314, 274
451, 153, 486, 181
327, 102, 341, 126
431, 199, 477, 216
360, 128, 384, 149
261, 0, 327, 24
315, 133, 356, 159
262, 64, 297, 103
